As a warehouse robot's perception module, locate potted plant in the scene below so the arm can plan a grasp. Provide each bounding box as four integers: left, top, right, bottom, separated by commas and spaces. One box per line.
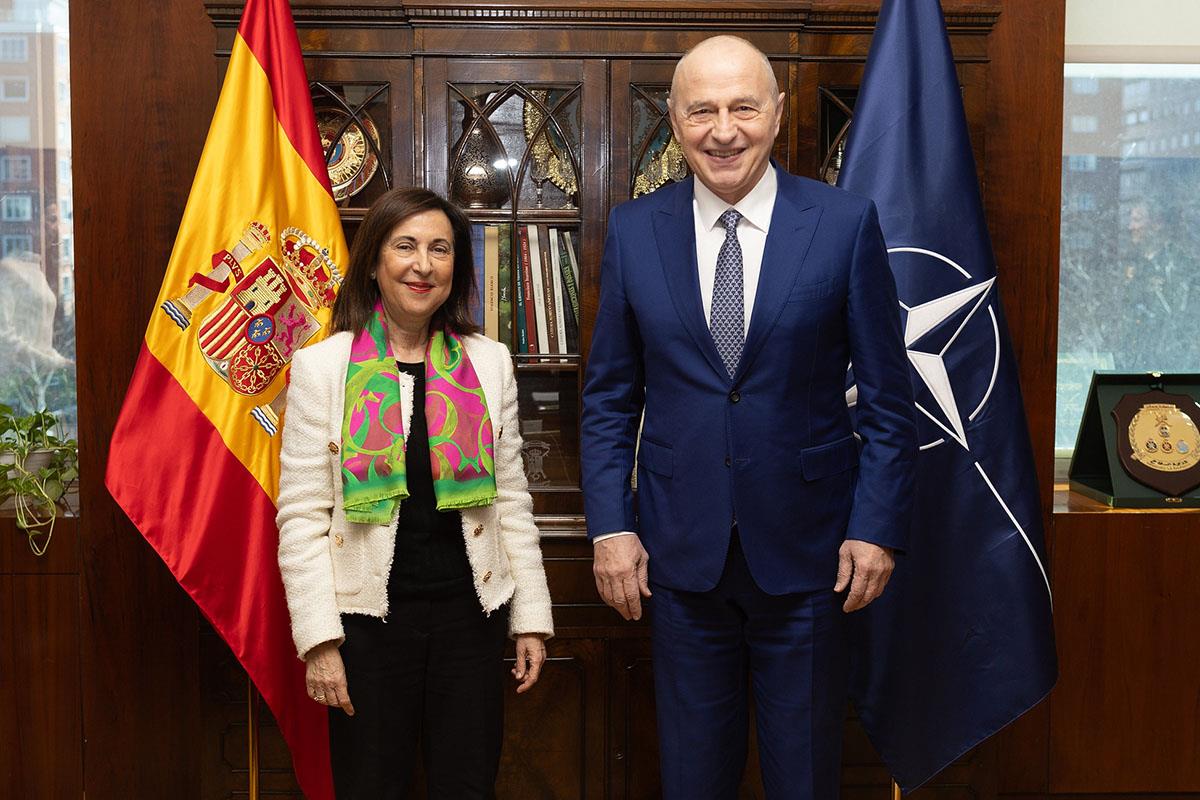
0, 404, 78, 556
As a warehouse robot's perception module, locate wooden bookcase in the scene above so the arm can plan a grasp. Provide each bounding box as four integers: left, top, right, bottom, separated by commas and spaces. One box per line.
201, 2, 1005, 796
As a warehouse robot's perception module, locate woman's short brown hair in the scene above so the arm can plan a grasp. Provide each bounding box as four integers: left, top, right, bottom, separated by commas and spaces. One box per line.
331, 187, 479, 336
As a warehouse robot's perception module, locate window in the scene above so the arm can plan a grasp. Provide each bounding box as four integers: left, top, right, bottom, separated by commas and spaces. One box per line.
1068, 154, 1098, 171
1067, 192, 1096, 212
1070, 114, 1099, 133
0, 3, 77, 443
1072, 77, 1100, 95
1058, 64, 1200, 451
0, 35, 28, 62
2, 194, 32, 220
3, 233, 32, 256
0, 115, 31, 142
0, 154, 32, 181
0, 78, 28, 102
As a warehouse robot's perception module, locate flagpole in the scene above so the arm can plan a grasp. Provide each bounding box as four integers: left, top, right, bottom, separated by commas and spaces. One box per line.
891, 780, 902, 799
248, 678, 260, 800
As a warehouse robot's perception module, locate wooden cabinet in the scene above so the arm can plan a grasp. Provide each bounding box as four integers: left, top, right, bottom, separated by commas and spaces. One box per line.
192, 4, 1008, 797
53, 1, 1089, 797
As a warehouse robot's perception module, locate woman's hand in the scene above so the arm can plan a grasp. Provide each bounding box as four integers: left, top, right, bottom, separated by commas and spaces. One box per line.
305, 640, 355, 716
512, 633, 547, 694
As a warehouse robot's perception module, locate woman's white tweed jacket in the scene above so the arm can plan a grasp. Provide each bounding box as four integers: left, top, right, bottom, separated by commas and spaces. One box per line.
277, 331, 554, 660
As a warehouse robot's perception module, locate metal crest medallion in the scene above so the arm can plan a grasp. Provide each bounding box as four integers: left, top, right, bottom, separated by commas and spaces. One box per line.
1113, 389, 1200, 497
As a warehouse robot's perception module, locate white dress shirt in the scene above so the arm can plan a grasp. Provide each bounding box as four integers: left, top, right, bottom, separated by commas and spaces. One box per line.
594, 167, 779, 544
694, 165, 777, 333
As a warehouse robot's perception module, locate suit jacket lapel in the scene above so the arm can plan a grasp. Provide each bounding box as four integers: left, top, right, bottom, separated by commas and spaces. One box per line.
653, 179, 729, 381
736, 178, 822, 381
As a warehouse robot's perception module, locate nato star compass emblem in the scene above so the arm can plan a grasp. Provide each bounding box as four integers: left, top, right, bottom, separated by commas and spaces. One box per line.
847, 246, 1052, 602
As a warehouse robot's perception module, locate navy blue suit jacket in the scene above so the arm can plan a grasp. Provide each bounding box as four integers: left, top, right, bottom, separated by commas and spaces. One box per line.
581, 169, 917, 594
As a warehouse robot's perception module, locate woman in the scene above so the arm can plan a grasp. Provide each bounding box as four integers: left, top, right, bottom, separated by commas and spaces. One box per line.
277, 187, 554, 799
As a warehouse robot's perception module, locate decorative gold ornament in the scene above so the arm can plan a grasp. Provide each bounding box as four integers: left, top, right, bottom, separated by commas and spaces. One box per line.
522, 90, 578, 203
316, 107, 381, 202
634, 136, 689, 198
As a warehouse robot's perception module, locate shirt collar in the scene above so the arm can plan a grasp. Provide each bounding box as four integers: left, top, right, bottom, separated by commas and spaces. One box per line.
693, 164, 778, 233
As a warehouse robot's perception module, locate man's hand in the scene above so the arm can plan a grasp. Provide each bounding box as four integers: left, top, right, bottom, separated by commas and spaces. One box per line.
593, 535, 652, 621
834, 540, 895, 613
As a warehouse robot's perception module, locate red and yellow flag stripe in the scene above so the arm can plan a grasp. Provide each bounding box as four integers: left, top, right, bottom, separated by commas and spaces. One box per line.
107, 1, 345, 797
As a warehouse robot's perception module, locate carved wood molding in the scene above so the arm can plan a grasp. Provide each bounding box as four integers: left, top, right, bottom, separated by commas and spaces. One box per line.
806, 9, 999, 34
205, 3, 999, 34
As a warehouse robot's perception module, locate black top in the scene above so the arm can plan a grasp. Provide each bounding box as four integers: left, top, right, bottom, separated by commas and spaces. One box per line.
387, 361, 472, 599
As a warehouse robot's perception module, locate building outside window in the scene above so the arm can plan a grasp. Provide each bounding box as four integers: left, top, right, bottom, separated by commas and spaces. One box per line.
0, 76, 28, 101
2, 193, 31, 220
0, 114, 30, 142
0, 35, 28, 63
0, 1, 76, 433
1057, 1, 1200, 462
3, 232, 32, 255
0, 153, 31, 181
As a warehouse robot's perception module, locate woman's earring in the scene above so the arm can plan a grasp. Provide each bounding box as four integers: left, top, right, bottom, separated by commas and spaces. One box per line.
370, 272, 376, 279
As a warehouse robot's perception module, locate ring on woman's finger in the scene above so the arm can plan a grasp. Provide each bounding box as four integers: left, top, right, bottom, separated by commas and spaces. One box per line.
313, 694, 326, 702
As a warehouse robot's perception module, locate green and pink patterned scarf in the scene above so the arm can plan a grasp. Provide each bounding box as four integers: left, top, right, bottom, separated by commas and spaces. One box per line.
340, 302, 496, 523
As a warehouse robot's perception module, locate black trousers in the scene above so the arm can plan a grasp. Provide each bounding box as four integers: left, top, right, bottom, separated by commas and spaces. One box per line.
329, 587, 510, 800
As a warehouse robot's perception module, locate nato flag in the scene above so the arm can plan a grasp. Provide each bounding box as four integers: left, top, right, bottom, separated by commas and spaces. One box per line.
837, 0, 1058, 789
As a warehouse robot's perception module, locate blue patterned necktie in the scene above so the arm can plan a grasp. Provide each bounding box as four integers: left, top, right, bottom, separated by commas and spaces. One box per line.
710, 208, 744, 379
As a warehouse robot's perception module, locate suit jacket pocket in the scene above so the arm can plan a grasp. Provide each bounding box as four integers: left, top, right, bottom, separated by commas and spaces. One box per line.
785, 277, 835, 303
799, 434, 859, 481
637, 437, 674, 477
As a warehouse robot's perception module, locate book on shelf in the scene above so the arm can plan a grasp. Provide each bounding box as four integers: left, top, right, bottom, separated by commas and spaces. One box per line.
527, 224, 552, 354
483, 225, 499, 341
535, 224, 561, 355
497, 223, 513, 351
552, 226, 580, 352
547, 227, 569, 354
548, 227, 575, 354
557, 229, 581, 328
470, 223, 486, 330
516, 224, 536, 354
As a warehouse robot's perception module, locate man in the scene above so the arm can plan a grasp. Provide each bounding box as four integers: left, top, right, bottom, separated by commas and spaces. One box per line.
580, 36, 917, 798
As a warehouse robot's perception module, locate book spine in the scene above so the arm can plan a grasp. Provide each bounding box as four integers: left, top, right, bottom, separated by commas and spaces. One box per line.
528, 225, 550, 354
548, 228, 568, 354
497, 223, 513, 351
484, 225, 499, 340
559, 246, 579, 352
536, 224, 560, 355
517, 225, 537, 354
557, 228, 581, 326
470, 223, 486, 329
561, 230, 580, 292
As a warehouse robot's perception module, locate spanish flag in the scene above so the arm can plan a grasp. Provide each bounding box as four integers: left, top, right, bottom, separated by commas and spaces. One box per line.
106, 1, 345, 796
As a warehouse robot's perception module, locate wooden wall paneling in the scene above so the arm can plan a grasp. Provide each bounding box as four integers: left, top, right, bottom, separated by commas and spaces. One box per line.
607, 637, 657, 799
499, 635, 607, 799
71, 1, 217, 797
0, 568, 83, 799
577, 57, 609, 369
982, 2, 1064, 795
1049, 511, 1200, 794
981, 0, 1064, 510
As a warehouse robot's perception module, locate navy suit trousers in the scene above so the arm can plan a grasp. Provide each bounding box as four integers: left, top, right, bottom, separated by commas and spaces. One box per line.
650, 533, 848, 799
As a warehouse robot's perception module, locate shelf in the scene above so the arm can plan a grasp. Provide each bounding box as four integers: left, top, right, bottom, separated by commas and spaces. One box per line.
514, 354, 581, 370
464, 207, 582, 224
1053, 483, 1200, 515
